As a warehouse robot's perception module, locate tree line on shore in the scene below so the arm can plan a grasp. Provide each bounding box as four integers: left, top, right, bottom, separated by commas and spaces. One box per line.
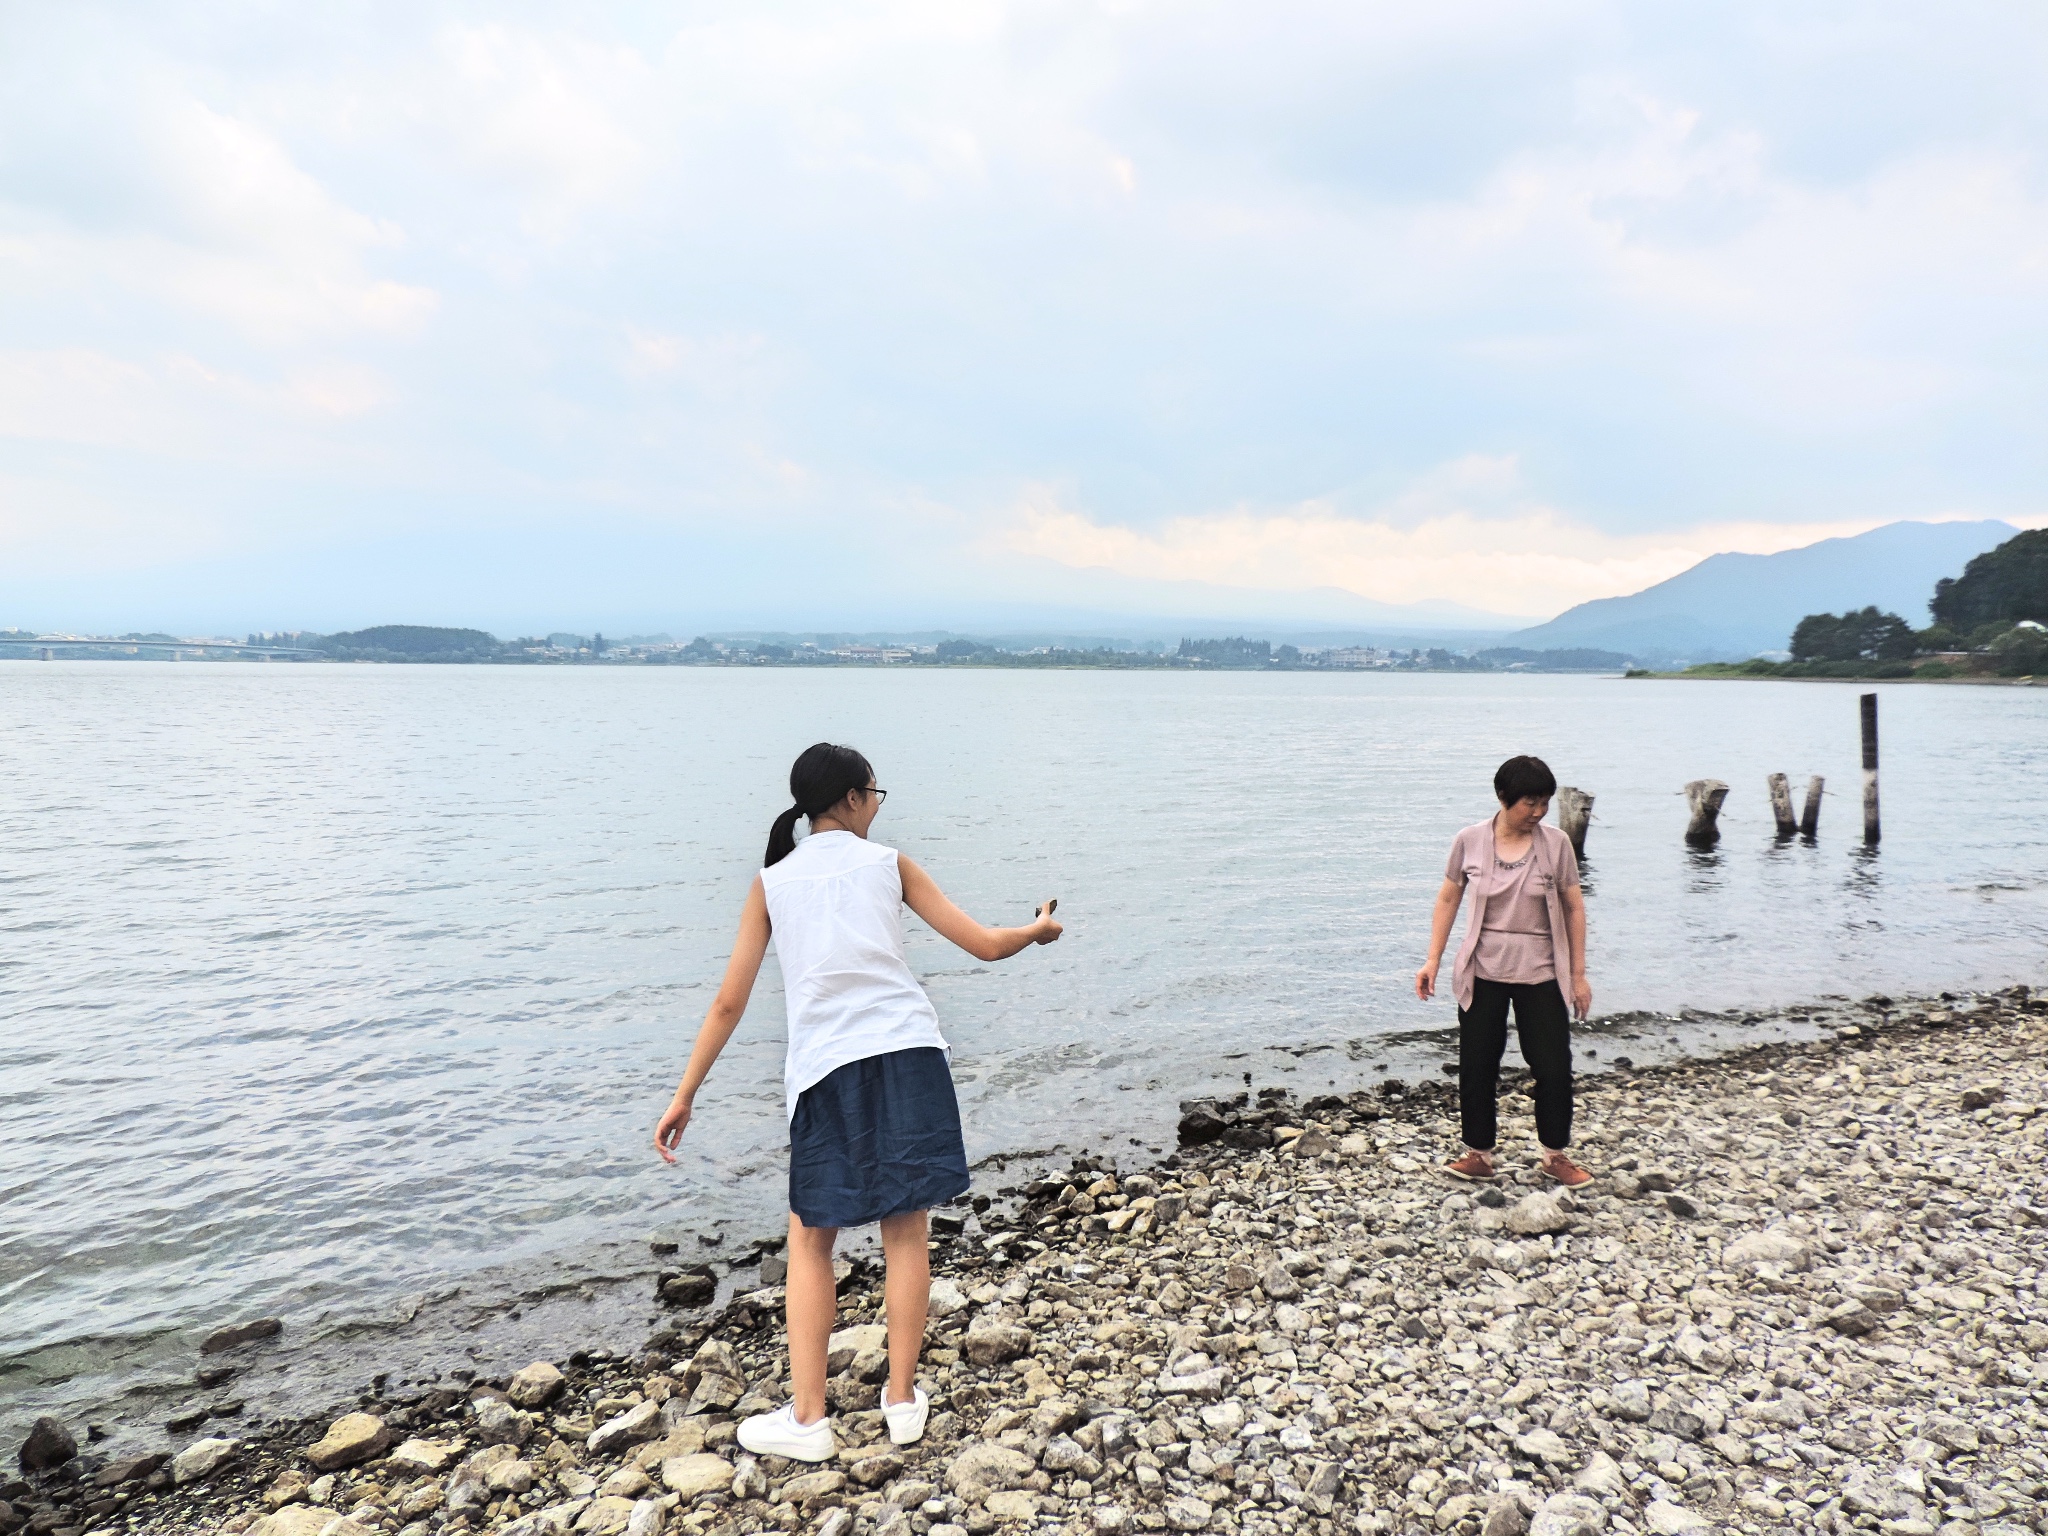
215, 626, 1634, 672
1682, 527, 2048, 680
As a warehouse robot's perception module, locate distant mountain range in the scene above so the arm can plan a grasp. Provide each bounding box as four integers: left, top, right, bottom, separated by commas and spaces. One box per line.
1508, 520, 2017, 667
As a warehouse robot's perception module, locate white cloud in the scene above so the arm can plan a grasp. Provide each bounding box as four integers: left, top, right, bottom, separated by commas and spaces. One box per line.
0, 98, 436, 343
1384, 85, 2048, 424
987, 456, 1958, 618
419, 25, 651, 239
0, 348, 396, 456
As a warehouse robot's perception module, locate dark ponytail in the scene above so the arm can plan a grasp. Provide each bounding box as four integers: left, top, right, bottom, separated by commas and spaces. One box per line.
765, 742, 876, 866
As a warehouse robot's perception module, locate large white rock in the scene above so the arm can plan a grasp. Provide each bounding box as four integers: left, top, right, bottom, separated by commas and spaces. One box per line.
927, 1277, 970, 1318
828, 1323, 889, 1373
1504, 1193, 1572, 1236
944, 1442, 1036, 1500
575, 1497, 638, 1536
474, 1396, 534, 1446
488, 1459, 537, 1494
589, 1400, 663, 1456
1721, 1228, 1812, 1272
1574, 1453, 1627, 1497
172, 1438, 238, 1484
507, 1360, 567, 1409
1529, 1493, 1608, 1536
661, 1453, 735, 1499
1200, 1401, 1247, 1436
248, 1509, 335, 1536
1513, 1427, 1574, 1465
1644, 1502, 1713, 1536
385, 1439, 457, 1475
499, 1501, 591, 1536
306, 1413, 391, 1472
963, 1319, 1033, 1365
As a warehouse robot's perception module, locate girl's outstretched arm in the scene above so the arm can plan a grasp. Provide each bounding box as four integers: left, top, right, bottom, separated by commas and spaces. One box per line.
655, 876, 771, 1163
899, 855, 1061, 962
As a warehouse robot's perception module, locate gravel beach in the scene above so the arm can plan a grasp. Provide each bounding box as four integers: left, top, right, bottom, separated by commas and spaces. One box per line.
10, 985, 2046, 1536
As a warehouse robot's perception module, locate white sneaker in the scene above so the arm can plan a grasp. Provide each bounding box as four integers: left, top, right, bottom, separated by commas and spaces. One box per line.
881, 1384, 929, 1446
736, 1402, 836, 1462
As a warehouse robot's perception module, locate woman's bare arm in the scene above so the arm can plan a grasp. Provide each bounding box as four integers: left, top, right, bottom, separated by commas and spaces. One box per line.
898, 855, 1060, 962
1414, 877, 1465, 1001
655, 876, 771, 1162
1561, 883, 1592, 1018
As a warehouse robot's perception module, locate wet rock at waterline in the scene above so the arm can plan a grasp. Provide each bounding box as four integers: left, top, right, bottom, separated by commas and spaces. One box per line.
16, 1417, 77, 1473
199, 1319, 284, 1356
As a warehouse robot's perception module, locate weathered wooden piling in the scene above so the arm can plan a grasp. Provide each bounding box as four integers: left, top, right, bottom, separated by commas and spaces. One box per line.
1767, 773, 1797, 837
1800, 775, 1824, 838
1861, 692, 1880, 845
1557, 786, 1594, 859
1684, 778, 1729, 845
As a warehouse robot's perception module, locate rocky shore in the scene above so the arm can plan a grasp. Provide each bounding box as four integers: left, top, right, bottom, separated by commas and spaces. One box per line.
9, 985, 2047, 1536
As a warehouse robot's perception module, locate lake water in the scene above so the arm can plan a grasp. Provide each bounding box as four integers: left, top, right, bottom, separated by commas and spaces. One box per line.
3, 665, 2045, 1446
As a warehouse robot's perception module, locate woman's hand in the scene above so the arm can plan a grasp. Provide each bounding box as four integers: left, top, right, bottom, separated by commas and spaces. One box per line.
1034, 900, 1063, 945
654, 1091, 694, 1164
1415, 959, 1439, 1002
1571, 974, 1593, 1019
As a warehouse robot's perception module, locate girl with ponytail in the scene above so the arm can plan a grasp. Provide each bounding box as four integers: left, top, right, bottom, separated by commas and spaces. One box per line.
654, 742, 1062, 1462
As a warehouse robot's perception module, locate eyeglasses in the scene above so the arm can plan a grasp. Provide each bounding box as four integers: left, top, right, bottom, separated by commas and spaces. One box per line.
862, 787, 888, 803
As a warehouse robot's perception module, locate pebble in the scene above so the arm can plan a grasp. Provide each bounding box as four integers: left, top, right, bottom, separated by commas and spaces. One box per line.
303, 1414, 390, 1473
171, 1437, 238, 1483
507, 1360, 567, 1409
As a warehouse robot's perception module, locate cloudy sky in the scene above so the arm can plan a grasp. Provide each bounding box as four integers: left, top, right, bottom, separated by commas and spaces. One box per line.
2, 1, 2045, 634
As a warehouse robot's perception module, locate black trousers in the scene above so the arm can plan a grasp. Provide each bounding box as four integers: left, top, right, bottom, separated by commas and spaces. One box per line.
1458, 976, 1573, 1152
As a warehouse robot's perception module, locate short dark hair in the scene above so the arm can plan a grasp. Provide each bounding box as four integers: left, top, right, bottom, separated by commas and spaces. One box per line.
1494, 754, 1557, 805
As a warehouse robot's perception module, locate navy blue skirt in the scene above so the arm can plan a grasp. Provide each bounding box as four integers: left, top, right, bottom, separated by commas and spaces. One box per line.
789, 1047, 971, 1229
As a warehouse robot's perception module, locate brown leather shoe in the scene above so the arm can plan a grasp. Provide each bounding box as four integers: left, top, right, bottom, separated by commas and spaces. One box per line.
1541, 1151, 1592, 1187
1442, 1149, 1497, 1181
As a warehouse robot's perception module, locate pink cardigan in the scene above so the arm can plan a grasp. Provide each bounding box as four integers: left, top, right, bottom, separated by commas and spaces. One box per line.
1446, 819, 1581, 1013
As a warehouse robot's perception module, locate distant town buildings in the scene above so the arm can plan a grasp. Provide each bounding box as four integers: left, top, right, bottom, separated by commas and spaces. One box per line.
1307, 646, 1396, 668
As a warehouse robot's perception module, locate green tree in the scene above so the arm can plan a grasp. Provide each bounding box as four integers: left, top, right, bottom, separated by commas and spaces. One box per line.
1990, 625, 2048, 677
1930, 528, 2048, 630
1177, 636, 1271, 666
1789, 607, 1913, 663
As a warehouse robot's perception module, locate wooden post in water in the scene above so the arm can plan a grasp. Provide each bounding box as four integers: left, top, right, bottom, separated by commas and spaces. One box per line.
1684, 779, 1730, 845
1799, 775, 1824, 838
1557, 786, 1594, 859
1860, 692, 1880, 845
1767, 773, 1797, 837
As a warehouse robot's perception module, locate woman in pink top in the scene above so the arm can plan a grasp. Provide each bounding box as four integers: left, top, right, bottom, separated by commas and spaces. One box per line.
1414, 755, 1593, 1187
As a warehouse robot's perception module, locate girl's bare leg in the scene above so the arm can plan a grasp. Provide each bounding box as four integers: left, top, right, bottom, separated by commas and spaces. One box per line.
786, 1213, 839, 1424
878, 1209, 930, 1405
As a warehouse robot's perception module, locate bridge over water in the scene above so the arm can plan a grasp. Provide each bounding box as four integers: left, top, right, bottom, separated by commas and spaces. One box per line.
0, 637, 325, 660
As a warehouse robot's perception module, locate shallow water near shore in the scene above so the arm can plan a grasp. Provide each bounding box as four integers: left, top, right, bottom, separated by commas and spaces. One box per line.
2, 665, 2045, 1446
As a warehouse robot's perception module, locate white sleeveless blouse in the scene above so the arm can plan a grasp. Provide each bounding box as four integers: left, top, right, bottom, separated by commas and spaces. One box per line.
760, 831, 947, 1119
